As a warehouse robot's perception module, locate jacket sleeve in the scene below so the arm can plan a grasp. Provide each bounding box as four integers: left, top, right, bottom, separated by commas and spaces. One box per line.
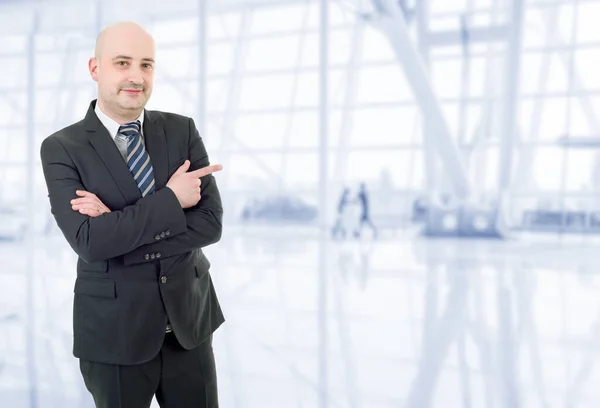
40, 136, 188, 263
122, 118, 223, 266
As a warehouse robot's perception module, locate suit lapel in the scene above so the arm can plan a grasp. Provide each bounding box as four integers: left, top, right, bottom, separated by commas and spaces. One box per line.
85, 101, 142, 204
143, 110, 168, 190
84, 100, 169, 205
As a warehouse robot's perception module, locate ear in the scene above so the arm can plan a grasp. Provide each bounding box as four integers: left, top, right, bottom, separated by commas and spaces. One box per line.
88, 57, 99, 82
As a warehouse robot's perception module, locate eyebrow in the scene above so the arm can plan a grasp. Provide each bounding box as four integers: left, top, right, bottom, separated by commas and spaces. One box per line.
112, 55, 155, 63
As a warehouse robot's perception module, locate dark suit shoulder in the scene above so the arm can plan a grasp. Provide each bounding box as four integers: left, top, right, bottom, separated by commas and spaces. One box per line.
43, 119, 87, 146
147, 110, 192, 126
147, 110, 199, 148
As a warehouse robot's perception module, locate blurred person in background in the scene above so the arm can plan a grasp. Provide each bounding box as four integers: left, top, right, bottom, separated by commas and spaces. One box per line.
354, 182, 377, 239
331, 186, 351, 239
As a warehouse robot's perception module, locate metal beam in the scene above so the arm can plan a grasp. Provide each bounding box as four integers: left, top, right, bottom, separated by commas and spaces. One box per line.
318, 1, 329, 407
25, 11, 38, 408
367, 0, 471, 198
428, 25, 509, 47
332, 19, 364, 192
416, 0, 437, 191
511, 5, 556, 194
197, 0, 207, 137
216, 10, 250, 190
278, 3, 312, 191
557, 136, 600, 148
498, 0, 525, 192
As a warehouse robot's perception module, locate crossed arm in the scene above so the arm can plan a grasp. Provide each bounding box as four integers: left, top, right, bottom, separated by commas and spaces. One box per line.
40, 118, 223, 265
120, 123, 224, 265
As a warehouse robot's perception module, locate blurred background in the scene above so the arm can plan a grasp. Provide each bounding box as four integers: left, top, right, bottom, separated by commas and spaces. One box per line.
2, 0, 600, 407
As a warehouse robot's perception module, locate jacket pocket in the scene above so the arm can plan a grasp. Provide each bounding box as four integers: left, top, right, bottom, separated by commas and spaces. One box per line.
195, 252, 211, 279
195, 264, 208, 279
74, 277, 116, 298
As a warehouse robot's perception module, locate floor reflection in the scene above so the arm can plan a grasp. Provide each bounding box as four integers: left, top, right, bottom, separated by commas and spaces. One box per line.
1, 227, 600, 407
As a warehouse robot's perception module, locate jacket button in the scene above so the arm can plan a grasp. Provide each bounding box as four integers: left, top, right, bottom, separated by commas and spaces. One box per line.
161, 276, 167, 284
151, 253, 156, 259
160, 232, 166, 238
156, 252, 162, 258
144, 254, 150, 260
165, 230, 171, 236
155, 234, 160, 240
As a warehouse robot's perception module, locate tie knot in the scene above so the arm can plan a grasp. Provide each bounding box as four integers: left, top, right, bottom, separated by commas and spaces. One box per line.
118, 120, 141, 138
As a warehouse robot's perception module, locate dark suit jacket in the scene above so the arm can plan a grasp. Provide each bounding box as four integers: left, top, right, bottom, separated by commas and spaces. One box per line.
40, 99, 225, 366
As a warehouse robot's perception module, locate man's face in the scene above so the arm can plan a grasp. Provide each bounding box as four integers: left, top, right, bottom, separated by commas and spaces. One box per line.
89, 26, 155, 119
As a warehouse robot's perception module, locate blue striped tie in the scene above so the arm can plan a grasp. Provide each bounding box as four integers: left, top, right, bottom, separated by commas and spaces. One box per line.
118, 120, 156, 197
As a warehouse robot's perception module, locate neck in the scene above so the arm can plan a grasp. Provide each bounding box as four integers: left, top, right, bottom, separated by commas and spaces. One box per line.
97, 99, 141, 125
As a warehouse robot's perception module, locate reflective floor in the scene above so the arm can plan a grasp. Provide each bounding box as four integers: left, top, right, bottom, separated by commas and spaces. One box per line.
1, 226, 600, 407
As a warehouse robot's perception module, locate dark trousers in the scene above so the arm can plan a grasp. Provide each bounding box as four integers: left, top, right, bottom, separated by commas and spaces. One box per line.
79, 332, 218, 408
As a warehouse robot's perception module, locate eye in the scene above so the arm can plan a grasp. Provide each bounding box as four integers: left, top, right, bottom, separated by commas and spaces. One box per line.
116, 60, 128, 66
142, 63, 154, 69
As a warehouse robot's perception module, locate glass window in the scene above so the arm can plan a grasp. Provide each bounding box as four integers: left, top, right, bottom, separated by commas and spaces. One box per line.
355, 64, 413, 104
348, 106, 420, 147
0, 57, 27, 90
531, 146, 566, 191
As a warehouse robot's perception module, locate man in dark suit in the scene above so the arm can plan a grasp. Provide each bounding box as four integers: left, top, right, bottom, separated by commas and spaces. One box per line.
39, 21, 225, 407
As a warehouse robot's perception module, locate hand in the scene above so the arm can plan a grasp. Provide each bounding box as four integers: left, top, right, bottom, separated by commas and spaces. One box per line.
166, 160, 223, 209
71, 190, 111, 218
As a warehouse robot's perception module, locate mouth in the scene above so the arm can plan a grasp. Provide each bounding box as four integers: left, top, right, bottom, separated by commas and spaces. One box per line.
121, 89, 143, 94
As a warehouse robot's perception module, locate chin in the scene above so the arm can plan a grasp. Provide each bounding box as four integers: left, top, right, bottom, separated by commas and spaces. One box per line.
120, 99, 146, 110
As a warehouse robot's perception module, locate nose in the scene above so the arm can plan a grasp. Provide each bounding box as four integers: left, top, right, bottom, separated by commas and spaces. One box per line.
126, 66, 145, 86
128, 75, 144, 86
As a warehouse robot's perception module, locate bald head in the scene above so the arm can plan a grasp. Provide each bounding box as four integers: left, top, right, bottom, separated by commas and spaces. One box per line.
89, 21, 156, 123
94, 21, 154, 60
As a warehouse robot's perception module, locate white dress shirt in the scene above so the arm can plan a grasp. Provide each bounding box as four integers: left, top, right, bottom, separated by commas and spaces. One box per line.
94, 102, 145, 162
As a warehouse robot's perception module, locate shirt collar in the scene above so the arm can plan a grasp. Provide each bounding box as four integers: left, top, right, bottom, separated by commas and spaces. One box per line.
94, 101, 145, 139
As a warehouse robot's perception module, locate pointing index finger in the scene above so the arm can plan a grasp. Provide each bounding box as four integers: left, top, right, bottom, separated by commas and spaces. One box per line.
189, 164, 223, 178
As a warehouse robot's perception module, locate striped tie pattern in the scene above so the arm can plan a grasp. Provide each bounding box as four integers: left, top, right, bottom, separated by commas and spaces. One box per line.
118, 120, 156, 197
